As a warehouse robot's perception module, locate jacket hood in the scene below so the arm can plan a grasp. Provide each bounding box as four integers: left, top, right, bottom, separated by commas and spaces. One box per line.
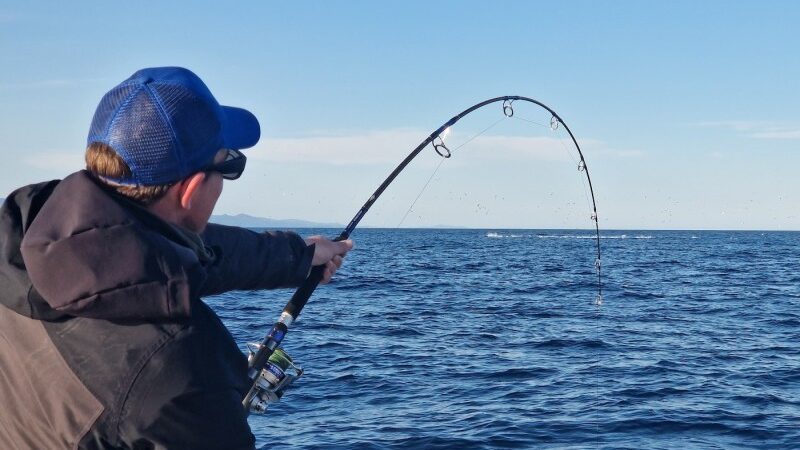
1, 171, 209, 321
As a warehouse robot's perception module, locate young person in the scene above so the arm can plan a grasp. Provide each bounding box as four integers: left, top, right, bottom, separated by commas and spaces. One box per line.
0, 67, 352, 449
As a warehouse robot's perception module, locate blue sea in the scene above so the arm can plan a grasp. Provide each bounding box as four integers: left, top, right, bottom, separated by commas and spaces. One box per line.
206, 229, 800, 449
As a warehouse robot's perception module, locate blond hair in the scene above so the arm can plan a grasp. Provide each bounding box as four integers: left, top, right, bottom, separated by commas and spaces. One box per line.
85, 142, 173, 205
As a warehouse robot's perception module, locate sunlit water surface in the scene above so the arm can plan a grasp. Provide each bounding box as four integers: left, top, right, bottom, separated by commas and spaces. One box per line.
206, 229, 800, 449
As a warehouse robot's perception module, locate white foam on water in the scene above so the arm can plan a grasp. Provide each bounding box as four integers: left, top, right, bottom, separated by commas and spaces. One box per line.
486, 232, 653, 239
536, 234, 652, 240
486, 232, 525, 238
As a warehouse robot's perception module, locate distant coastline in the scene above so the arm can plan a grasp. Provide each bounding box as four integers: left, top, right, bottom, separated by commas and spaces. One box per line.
0, 198, 795, 231
210, 213, 342, 228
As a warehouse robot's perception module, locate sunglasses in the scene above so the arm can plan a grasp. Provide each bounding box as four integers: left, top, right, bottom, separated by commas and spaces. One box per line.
204, 149, 247, 180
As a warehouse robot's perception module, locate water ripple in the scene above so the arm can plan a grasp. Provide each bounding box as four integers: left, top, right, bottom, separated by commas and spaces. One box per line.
207, 229, 800, 449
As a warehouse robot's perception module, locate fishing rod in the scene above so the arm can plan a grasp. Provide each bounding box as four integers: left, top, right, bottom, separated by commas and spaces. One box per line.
242, 95, 602, 414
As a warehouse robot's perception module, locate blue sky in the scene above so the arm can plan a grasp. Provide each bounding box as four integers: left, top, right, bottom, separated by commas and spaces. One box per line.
1, 1, 799, 229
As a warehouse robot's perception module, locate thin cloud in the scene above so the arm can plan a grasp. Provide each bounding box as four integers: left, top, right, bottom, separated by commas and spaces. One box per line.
749, 130, 800, 139
249, 129, 423, 165
696, 120, 768, 131
696, 120, 800, 140
0, 80, 72, 90
23, 151, 84, 171
453, 135, 575, 162
249, 129, 625, 165
0, 77, 108, 91
19, 131, 626, 178
579, 141, 644, 159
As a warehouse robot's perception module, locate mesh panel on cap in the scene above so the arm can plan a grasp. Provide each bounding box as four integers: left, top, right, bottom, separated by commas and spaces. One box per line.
152, 83, 221, 170
108, 89, 180, 184
88, 83, 137, 141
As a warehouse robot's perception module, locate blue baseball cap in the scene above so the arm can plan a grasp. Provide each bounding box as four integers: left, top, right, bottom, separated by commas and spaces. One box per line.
87, 67, 260, 185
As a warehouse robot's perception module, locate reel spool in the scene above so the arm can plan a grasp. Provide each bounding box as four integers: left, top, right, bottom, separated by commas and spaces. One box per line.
245, 345, 304, 414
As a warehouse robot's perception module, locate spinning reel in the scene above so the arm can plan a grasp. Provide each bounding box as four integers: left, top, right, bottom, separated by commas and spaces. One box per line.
245, 344, 303, 414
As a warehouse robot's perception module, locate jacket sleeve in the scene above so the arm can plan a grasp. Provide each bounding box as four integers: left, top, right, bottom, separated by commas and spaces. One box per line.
200, 223, 315, 296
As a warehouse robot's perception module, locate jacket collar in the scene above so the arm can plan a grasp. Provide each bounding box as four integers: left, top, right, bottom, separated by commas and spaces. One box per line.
15, 171, 211, 321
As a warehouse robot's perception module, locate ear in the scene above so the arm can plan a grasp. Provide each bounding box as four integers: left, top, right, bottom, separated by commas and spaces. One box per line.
179, 172, 207, 209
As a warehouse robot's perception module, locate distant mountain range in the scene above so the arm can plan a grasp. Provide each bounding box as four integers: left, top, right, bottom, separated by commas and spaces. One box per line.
0, 198, 338, 229
210, 213, 342, 228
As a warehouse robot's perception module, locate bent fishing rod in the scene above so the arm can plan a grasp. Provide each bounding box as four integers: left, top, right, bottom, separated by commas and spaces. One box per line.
242, 95, 602, 414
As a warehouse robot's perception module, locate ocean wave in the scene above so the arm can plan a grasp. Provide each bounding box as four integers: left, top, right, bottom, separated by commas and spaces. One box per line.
211, 228, 800, 450
533, 338, 610, 349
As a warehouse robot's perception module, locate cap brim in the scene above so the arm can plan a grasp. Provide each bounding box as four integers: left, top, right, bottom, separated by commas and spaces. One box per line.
220, 106, 260, 150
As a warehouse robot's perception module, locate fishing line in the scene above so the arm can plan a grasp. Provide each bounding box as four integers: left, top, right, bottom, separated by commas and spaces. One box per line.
507, 114, 550, 129
396, 115, 508, 228
509, 105, 604, 440
511, 113, 596, 231
395, 157, 446, 227
242, 95, 603, 415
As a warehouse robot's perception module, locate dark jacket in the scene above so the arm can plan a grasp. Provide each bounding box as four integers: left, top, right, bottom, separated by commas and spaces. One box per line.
0, 171, 314, 449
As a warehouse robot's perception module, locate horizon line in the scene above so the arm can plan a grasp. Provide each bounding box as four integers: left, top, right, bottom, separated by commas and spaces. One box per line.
238, 225, 800, 232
